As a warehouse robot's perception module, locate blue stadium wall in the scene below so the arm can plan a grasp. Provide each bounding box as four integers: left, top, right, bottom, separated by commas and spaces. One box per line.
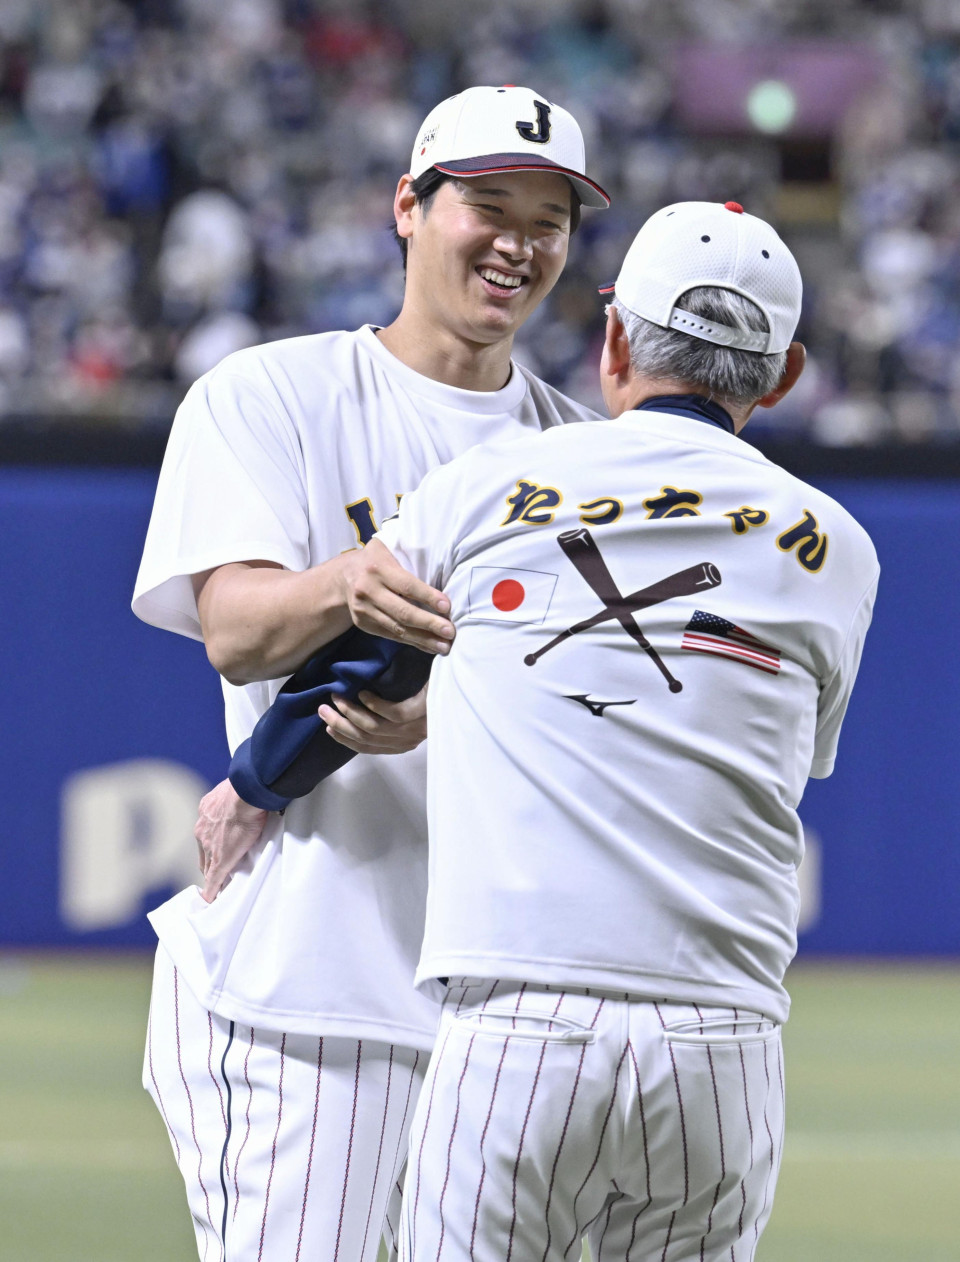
0, 467, 956, 955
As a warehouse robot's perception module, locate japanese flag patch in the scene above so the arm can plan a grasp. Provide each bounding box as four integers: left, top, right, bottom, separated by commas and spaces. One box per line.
466, 566, 558, 624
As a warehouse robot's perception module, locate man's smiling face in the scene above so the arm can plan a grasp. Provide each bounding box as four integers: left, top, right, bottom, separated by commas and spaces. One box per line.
402, 169, 573, 348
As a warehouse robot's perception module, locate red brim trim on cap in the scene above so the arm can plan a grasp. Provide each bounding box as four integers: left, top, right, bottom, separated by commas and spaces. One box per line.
433, 154, 610, 208
597, 282, 616, 294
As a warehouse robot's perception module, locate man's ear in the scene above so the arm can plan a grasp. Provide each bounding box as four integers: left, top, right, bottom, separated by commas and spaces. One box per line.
394, 174, 416, 243
601, 305, 632, 383
756, 342, 806, 410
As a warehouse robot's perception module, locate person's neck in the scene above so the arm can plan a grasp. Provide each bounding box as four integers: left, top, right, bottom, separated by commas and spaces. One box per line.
377, 310, 514, 393
622, 376, 753, 433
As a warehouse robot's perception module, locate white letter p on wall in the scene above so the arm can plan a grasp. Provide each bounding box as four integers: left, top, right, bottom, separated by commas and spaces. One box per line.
60, 759, 210, 931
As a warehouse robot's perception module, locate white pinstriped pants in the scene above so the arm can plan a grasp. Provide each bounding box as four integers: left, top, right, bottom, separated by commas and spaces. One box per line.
400, 980, 784, 1262
144, 946, 426, 1262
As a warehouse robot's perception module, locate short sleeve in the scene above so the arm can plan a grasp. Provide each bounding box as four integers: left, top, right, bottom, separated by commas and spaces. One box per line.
375, 456, 468, 588
810, 569, 879, 778
132, 358, 309, 640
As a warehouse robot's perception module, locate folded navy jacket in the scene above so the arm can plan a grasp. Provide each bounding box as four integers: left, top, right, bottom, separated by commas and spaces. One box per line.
228, 626, 433, 812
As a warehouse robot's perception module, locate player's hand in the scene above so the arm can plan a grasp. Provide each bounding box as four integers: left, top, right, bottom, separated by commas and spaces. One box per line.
336, 539, 454, 655
195, 779, 270, 903
319, 683, 428, 755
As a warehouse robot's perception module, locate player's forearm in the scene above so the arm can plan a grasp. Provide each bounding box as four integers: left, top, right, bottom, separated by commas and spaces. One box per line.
196, 558, 353, 684
197, 543, 454, 684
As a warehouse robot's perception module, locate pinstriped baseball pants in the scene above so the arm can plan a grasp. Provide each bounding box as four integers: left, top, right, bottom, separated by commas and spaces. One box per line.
144, 946, 427, 1262
400, 980, 784, 1262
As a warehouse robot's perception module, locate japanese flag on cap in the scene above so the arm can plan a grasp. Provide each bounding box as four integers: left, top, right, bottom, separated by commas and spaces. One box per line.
599, 201, 802, 353
410, 85, 610, 209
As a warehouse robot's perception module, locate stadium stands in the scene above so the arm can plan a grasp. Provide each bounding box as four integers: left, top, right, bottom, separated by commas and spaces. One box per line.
0, 0, 957, 446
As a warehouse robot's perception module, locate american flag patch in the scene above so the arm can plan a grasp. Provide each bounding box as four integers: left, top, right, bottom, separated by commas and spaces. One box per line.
681, 610, 781, 675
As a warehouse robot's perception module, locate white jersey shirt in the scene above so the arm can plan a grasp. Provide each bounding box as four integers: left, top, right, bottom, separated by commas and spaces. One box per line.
132, 324, 601, 1050
377, 407, 879, 1023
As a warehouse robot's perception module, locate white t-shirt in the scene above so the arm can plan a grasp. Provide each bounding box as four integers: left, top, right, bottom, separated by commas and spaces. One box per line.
132, 324, 601, 1049
377, 408, 879, 1024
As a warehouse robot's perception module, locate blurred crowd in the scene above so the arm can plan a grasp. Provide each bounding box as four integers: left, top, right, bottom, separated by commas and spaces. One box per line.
0, 0, 958, 443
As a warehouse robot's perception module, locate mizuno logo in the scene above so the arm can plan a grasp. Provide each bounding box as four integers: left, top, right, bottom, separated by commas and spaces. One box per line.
565, 694, 636, 717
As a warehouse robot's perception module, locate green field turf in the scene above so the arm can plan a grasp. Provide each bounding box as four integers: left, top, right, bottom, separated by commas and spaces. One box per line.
0, 955, 957, 1262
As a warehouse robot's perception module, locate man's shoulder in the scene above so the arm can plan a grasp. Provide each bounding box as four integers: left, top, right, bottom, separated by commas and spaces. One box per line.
514, 363, 605, 426
774, 463, 872, 532
756, 459, 878, 574
196, 328, 370, 404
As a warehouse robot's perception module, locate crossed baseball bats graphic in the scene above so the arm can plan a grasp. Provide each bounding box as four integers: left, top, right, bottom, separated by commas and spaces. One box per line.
523, 528, 722, 693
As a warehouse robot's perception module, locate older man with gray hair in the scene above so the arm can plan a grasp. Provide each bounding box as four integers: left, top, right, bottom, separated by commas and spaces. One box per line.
365, 200, 878, 1262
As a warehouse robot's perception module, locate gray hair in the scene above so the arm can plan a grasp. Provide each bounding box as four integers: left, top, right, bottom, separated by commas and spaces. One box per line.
611, 289, 788, 407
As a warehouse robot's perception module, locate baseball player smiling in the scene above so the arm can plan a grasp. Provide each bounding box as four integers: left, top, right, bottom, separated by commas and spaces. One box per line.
131, 86, 609, 1262
360, 201, 879, 1261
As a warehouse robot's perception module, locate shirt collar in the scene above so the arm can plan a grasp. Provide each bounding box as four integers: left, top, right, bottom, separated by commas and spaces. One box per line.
633, 393, 737, 435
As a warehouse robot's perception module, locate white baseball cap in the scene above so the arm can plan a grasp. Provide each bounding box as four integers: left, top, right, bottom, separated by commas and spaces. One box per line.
600, 201, 803, 353
410, 85, 610, 210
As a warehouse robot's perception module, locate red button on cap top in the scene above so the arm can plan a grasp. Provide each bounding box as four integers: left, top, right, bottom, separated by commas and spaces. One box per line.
724, 201, 744, 213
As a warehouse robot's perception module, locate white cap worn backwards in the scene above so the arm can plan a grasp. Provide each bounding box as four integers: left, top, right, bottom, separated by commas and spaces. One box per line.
410, 85, 610, 210
600, 201, 803, 353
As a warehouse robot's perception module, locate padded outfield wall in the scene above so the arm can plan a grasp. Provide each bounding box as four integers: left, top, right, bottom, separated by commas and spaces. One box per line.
0, 465, 956, 955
